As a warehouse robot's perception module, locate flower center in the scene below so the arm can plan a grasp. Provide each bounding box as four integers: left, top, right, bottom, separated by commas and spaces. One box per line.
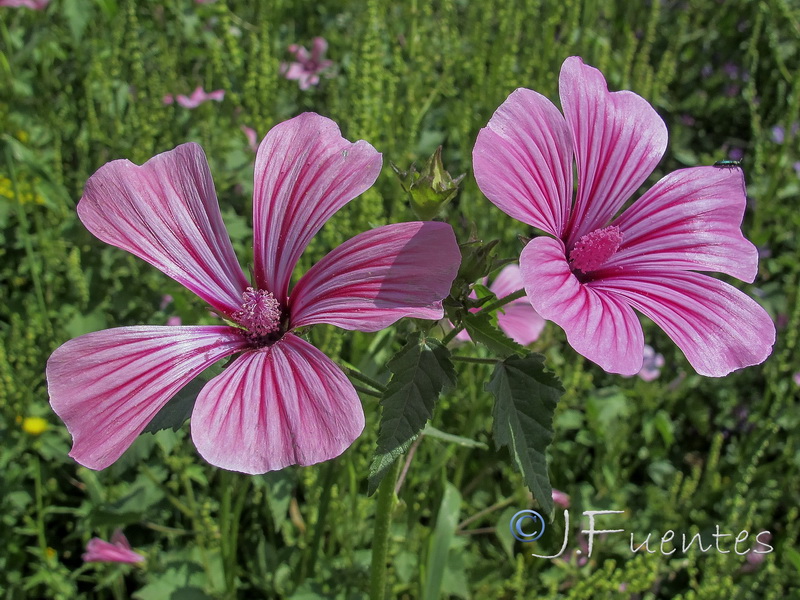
233, 288, 283, 341
569, 225, 622, 274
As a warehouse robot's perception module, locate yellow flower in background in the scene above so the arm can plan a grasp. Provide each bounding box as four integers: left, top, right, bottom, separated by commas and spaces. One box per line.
22, 416, 48, 436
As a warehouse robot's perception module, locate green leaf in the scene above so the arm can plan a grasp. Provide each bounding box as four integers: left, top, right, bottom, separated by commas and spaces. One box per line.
368, 333, 456, 494
462, 310, 525, 357
488, 353, 563, 519
422, 483, 461, 600
142, 362, 223, 434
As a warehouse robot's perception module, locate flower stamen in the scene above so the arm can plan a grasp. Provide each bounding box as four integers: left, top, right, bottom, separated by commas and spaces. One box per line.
569, 225, 622, 274
234, 288, 283, 341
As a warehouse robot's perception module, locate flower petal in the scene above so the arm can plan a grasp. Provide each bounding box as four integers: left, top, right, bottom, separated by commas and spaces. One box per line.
594, 271, 775, 377
47, 326, 248, 470
473, 88, 573, 236
520, 237, 644, 374
191, 334, 364, 474
78, 143, 249, 316
605, 166, 758, 281
559, 56, 668, 245
289, 222, 460, 331
252, 113, 382, 301
497, 302, 546, 346
488, 263, 526, 299
486, 264, 545, 345
83, 537, 145, 564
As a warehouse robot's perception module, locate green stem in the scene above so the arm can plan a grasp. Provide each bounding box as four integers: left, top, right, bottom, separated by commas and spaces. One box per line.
344, 366, 387, 393
369, 459, 402, 600
442, 288, 527, 345
298, 460, 337, 585
33, 455, 47, 557
5, 147, 50, 336
354, 384, 383, 399
220, 471, 235, 597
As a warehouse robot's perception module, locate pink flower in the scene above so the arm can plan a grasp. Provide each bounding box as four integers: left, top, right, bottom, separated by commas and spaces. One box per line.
455, 264, 545, 345
47, 113, 460, 474
551, 488, 570, 509
83, 530, 144, 564
473, 57, 775, 377
0, 0, 49, 9
281, 37, 334, 90
637, 345, 664, 381
241, 126, 259, 153
793, 372, 800, 386
162, 94, 175, 106
174, 86, 225, 109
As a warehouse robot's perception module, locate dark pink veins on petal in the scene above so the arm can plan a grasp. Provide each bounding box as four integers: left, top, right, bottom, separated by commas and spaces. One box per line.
569, 225, 623, 278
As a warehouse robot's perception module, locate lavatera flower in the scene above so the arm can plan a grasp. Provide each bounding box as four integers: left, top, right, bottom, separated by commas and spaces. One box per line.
47, 113, 460, 474
473, 57, 775, 377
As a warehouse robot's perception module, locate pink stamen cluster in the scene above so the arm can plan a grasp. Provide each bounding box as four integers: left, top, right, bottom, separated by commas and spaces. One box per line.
569, 225, 622, 273
234, 287, 282, 340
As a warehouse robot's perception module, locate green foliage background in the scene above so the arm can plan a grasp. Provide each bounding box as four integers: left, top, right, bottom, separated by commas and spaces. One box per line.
1, 0, 799, 598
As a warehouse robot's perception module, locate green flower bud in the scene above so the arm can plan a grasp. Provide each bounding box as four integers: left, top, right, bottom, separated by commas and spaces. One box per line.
391, 146, 465, 220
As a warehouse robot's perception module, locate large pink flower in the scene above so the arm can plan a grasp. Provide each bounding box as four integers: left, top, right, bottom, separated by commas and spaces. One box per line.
473, 57, 775, 377
47, 113, 460, 474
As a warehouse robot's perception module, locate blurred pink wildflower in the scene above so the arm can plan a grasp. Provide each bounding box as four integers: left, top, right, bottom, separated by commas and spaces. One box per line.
241, 125, 259, 153
281, 37, 334, 90
83, 530, 144, 564
455, 264, 545, 345
552, 488, 570, 509
473, 57, 775, 377
166, 87, 225, 109
637, 345, 665, 381
47, 113, 460, 474
0, 0, 49, 8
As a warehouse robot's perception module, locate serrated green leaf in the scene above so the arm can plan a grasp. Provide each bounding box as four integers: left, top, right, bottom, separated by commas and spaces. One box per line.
462, 310, 525, 357
488, 353, 563, 519
368, 333, 456, 494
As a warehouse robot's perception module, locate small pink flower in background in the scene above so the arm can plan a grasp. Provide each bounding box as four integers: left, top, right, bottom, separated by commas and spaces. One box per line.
455, 264, 545, 346
174, 87, 225, 109
728, 147, 744, 161
629, 344, 664, 382
83, 529, 144, 564
166, 316, 182, 326
159, 295, 173, 310
473, 56, 775, 377
0, 0, 49, 9
162, 94, 175, 106
551, 488, 570, 509
793, 372, 800, 386
281, 37, 334, 90
742, 533, 771, 573
241, 126, 259, 153
47, 113, 460, 474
